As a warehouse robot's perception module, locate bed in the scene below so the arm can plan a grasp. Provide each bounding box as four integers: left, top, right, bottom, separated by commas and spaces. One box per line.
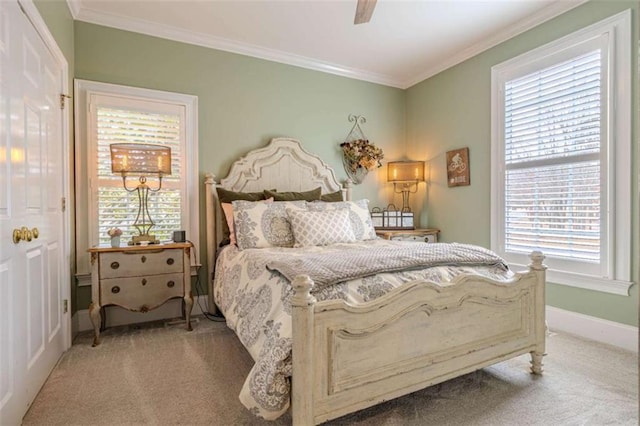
204, 137, 546, 425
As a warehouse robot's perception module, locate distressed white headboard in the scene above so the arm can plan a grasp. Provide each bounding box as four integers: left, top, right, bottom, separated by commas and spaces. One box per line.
204, 137, 352, 311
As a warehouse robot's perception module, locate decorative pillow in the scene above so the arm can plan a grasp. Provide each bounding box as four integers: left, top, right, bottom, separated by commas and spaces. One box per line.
216, 187, 266, 246
320, 190, 344, 202
264, 187, 321, 202
232, 200, 307, 250
306, 199, 377, 241
221, 198, 273, 246
288, 209, 356, 247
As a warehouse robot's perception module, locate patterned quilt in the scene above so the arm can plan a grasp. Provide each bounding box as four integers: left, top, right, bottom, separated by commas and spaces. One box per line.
213, 239, 514, 420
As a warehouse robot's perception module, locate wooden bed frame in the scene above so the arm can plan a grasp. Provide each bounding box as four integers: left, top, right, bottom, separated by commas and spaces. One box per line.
205, 137, 546, 425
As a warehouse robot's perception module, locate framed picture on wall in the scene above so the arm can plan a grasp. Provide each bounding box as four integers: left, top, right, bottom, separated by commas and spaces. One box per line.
446, 147, 470, 187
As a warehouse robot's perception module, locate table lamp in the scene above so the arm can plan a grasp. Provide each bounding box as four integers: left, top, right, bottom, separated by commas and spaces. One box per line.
110, 143, 172, 245
387, 160, 425, 213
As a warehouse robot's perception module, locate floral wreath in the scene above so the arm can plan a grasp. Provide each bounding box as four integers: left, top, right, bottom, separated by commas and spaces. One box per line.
340, 139, 384, 173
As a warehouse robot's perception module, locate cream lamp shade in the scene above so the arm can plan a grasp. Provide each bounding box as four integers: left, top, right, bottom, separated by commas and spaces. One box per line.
110, 143, 172, 176
387, 160, 425, 182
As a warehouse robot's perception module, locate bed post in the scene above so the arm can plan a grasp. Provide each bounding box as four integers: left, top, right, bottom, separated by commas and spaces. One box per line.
204, 173, 219, 315
528, 250, 546, 375
343, 178, 353, 201
291, 275, 316, 426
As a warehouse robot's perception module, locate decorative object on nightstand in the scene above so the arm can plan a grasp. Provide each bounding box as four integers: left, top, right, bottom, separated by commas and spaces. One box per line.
107, 227, 122, 248
340, 114, 383, 184
387, 160, 425, 212
376, 228, 439, 243
110, 143, 172, 245
370, 205, 414, 230
87, 242, 193, 347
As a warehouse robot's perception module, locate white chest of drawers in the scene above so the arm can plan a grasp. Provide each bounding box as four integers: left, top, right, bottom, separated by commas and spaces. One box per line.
88, 243, 193, 346
375, 228, 440, 243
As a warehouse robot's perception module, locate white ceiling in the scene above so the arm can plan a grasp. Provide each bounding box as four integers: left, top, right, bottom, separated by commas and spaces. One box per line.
67, 0, 586, 89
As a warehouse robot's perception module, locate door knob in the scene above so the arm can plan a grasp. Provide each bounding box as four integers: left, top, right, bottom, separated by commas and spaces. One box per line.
21, 226, 32, 242
12, 228, 23, 244
12, 227, 38, 244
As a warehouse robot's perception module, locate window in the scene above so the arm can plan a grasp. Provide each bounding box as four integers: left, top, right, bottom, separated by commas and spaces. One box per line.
76, 80, 198, 250
491, 11, 632, 295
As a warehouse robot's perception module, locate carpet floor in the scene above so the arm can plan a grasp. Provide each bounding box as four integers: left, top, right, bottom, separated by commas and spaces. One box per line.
22, 316, 638, 425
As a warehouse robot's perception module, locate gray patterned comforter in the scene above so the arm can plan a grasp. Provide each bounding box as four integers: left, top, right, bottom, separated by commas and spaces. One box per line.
267, 242, 508, 289
213, 239, 514, 420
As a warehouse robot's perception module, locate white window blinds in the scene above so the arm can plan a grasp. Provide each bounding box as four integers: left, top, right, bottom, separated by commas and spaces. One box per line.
491, 10, 632, 294
503, 50, 603, 262
94, 104, 185, 246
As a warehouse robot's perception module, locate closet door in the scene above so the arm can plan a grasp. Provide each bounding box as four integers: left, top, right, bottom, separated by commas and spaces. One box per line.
0, 1, 66, 423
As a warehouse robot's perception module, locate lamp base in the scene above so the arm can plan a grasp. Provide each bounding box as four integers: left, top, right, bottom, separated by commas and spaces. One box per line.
128, 234, 161, 245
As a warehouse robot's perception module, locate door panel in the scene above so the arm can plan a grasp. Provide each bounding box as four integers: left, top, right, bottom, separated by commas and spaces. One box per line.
25, 103, 42, 211
0, 261, 13, 412
26, 247, 44, 366
48, 243, 61, 339
0, 1, 67, 424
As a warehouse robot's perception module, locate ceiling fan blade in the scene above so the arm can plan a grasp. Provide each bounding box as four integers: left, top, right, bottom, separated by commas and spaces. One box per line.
354, 0, 377, 25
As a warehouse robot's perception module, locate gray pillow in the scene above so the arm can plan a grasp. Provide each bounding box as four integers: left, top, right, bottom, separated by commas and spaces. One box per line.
320, 190, 344, 202
264, 187, 322, 202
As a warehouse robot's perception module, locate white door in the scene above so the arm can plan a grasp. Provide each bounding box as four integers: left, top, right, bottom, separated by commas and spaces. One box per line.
0, 1, 67, 424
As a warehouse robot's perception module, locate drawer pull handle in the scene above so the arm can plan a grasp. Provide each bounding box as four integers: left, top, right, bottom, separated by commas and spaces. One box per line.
111, 286, 120, 294
141, 279, 147, 286
140, 305, 149, 313
167, 280, 175, 288
124, 249, 163, 254
110, 261, 120, 270
141, 255, 146, 263
166, 258, 174, 265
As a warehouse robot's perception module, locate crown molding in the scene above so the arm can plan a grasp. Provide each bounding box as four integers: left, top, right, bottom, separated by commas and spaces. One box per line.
65, 0, 80, 19
68, 0, 588, 90
71, 5, 404, 88
403, 0, 589, 88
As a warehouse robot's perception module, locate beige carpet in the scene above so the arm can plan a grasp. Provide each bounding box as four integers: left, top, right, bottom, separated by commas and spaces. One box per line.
22, 316, 637, 425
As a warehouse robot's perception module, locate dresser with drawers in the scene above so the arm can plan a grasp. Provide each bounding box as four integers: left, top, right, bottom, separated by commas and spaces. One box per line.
375, 228, 440, 243
88, 243, 193, 346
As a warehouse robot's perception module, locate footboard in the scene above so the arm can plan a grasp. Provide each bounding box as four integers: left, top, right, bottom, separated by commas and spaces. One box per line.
291, 252, 546, 425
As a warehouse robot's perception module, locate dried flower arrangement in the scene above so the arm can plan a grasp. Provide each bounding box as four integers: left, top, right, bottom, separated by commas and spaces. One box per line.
340, 139, 384, 173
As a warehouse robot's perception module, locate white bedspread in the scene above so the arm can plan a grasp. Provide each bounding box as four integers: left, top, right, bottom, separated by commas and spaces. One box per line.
213, 239, 514, 420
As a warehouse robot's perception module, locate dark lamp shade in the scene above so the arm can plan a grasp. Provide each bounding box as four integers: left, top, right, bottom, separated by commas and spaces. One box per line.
387, 161, 425, 182
110, 143, 172, 176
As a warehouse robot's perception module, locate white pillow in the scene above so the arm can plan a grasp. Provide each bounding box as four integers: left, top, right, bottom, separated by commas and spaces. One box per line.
307, 199, 377, 241
221, 198, 273, 246
288, 208, 356, 247
232, 200, 307, 250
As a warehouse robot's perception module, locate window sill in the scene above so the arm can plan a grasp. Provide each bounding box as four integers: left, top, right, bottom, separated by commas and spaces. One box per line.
510, 262, 634, 296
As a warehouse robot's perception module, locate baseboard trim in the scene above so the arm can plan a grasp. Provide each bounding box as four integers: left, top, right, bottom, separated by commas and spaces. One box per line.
72, 301, 637, 352
546, 306, 638, 352
72, 295, 211, 335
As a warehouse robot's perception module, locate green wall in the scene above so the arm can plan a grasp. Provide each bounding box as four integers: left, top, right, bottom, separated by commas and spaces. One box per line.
406, 0, 638, 326
36, 0, 639, 326
73, 22, 406, 311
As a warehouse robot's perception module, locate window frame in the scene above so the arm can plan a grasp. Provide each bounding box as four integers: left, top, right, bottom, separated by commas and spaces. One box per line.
490, 10, 632, 296
75, 80, 199, 270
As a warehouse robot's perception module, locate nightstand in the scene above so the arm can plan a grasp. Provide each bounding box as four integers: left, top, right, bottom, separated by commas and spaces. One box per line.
87, 242, 193, 346
376, 228, 440, 243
